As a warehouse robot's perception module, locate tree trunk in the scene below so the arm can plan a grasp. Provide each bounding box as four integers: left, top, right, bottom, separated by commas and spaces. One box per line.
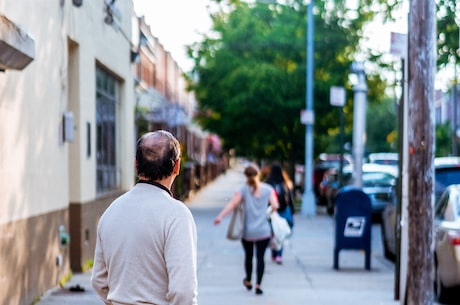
406, 1, 436, 304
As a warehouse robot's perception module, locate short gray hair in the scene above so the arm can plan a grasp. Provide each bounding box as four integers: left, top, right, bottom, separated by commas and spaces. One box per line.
136, 130, 181, 181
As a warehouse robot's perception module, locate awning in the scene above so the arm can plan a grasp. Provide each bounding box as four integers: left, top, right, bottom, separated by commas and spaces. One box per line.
0, 14, 35, 71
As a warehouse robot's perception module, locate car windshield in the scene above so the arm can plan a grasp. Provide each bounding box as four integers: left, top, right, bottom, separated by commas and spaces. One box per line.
435, 168, 460, 189
362, 172, 396, 186
372, 160, 398, 166
316, 160, 349, 169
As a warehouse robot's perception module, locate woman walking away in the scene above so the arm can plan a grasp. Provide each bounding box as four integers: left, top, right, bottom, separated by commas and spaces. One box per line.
265, 162, 295, 264
214, 163, 279, 295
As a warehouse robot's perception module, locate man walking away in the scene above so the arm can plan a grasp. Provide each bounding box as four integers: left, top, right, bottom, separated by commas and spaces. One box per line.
91, 130, 198, 305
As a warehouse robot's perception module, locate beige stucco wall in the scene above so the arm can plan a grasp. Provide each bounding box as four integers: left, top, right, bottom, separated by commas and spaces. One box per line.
63, 0, 135, 203
0, 0, 135, 224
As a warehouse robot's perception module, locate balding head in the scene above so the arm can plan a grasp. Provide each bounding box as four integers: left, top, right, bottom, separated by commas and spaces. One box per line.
136, 130, 181, 181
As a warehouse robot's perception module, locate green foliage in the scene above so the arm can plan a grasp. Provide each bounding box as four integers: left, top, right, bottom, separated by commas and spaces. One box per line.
436, 0, 460, 68
187, 0, 396, 163
364, 101, 455, 158
189, 0, 306, 163
366, 97, 398, 153
436, 122, 453, 156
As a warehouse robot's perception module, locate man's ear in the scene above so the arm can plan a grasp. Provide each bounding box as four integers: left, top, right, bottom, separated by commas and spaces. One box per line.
173, 159, 181, 175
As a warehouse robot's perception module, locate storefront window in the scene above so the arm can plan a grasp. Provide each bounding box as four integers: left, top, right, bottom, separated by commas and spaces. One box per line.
96, 67, 119, 193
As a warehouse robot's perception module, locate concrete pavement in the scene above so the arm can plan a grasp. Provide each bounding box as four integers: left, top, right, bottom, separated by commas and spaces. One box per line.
36, 162, 401, 305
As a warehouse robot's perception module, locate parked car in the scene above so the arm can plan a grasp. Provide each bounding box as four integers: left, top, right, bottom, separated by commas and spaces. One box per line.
381, 156, 460, 262
313, 153, 352, 206
434, 157, 460, 200
368, 152, 398, 167
320, 163, 398, 216
434, 184, 460, 303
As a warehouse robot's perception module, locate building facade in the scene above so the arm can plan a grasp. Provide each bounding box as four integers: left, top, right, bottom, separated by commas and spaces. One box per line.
132, 16, 223, 200
0, 1, 226, 303
0, 1, 135, 304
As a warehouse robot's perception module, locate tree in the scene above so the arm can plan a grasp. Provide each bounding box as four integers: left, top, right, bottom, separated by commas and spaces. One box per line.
366, 97, 398, 153
187, 0, 392, 166
436, 122, 453, 156
436, 0, 459, 69
188, 0, 307, 167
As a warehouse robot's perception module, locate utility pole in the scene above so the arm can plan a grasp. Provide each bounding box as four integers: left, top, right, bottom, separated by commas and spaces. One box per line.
406, 1, 436, 304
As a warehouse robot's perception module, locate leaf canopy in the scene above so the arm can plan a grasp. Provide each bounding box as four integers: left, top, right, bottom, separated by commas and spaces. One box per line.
187, 0, 400, 164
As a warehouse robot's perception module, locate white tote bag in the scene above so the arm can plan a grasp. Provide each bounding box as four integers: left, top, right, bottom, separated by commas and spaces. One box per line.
269, 211, 292, 250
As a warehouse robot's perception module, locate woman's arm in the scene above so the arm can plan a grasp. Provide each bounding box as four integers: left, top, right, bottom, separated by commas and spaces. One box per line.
268, 189, 279, 213
214, 191, 243, 224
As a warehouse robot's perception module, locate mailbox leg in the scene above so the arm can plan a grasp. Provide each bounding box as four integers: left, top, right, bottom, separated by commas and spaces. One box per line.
365, 248, 371, 270
333, 248, 339, 270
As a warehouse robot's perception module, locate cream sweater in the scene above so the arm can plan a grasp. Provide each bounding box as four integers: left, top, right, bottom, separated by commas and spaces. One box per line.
91, 183, 198, 305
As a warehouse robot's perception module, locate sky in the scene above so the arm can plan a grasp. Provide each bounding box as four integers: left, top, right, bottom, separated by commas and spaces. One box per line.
132, 1, 450, 91
132, 0, 212, 72
131, 1, 410, 71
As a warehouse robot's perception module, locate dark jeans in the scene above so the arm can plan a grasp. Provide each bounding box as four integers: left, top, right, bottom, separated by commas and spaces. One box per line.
241, 237, 270, 285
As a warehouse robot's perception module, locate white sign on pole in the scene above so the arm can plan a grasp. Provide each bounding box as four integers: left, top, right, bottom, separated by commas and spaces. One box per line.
390, 32, 407, 59
330, 86, 345, 107
300, 109, 314, 125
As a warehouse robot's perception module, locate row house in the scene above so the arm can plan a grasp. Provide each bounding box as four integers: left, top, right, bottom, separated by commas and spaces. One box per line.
0, 1, 135, 304
435, 88, 452, 125
435, 87, 460, 153
132, 16, 223, 199
0, 1, 223, 304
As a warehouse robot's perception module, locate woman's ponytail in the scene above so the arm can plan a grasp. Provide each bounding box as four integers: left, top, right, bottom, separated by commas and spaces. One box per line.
244, 163, 259, 194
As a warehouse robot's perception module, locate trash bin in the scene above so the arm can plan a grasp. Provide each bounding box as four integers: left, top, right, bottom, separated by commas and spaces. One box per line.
333, 186, 372, 270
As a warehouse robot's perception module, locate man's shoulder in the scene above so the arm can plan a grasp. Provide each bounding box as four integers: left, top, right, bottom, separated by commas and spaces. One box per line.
160, 195, 194, 218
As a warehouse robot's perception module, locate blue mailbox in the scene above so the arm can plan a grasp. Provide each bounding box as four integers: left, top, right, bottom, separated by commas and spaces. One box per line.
333, 186, 372, 270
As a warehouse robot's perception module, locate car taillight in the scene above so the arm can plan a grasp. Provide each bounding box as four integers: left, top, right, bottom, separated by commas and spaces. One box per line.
447, 230, 460, 245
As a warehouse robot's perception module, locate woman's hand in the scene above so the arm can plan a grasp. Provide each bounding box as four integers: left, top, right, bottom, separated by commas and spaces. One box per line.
214, 216, 222, 225
213, 191, 242, 225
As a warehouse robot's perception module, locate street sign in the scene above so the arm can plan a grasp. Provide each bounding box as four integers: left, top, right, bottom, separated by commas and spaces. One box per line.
390, 32, 407, 59
330, 86, 345, 107
300, 109, 314, 124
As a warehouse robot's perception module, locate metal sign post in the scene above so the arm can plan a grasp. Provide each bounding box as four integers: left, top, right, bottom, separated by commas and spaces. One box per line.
301, 0, 316, 216
330, 86, 346, 187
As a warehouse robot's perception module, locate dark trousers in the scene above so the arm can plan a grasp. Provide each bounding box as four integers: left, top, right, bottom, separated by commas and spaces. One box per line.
241, 237, 270, 285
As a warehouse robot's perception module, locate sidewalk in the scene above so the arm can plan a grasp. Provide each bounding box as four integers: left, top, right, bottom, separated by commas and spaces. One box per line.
36, 162, 400, 305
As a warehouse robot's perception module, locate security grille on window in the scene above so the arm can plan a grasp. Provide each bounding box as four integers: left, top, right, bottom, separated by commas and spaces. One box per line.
96, 67, 119, 193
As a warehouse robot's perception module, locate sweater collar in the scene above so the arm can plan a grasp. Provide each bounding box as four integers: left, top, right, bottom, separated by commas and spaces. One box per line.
137, 179, 173, 197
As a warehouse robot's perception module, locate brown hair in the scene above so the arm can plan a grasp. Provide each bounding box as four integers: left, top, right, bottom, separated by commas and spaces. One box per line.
244, 163, 259, 194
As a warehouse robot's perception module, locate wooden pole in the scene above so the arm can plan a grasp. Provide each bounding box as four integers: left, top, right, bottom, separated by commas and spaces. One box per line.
406, 1, 436, 304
